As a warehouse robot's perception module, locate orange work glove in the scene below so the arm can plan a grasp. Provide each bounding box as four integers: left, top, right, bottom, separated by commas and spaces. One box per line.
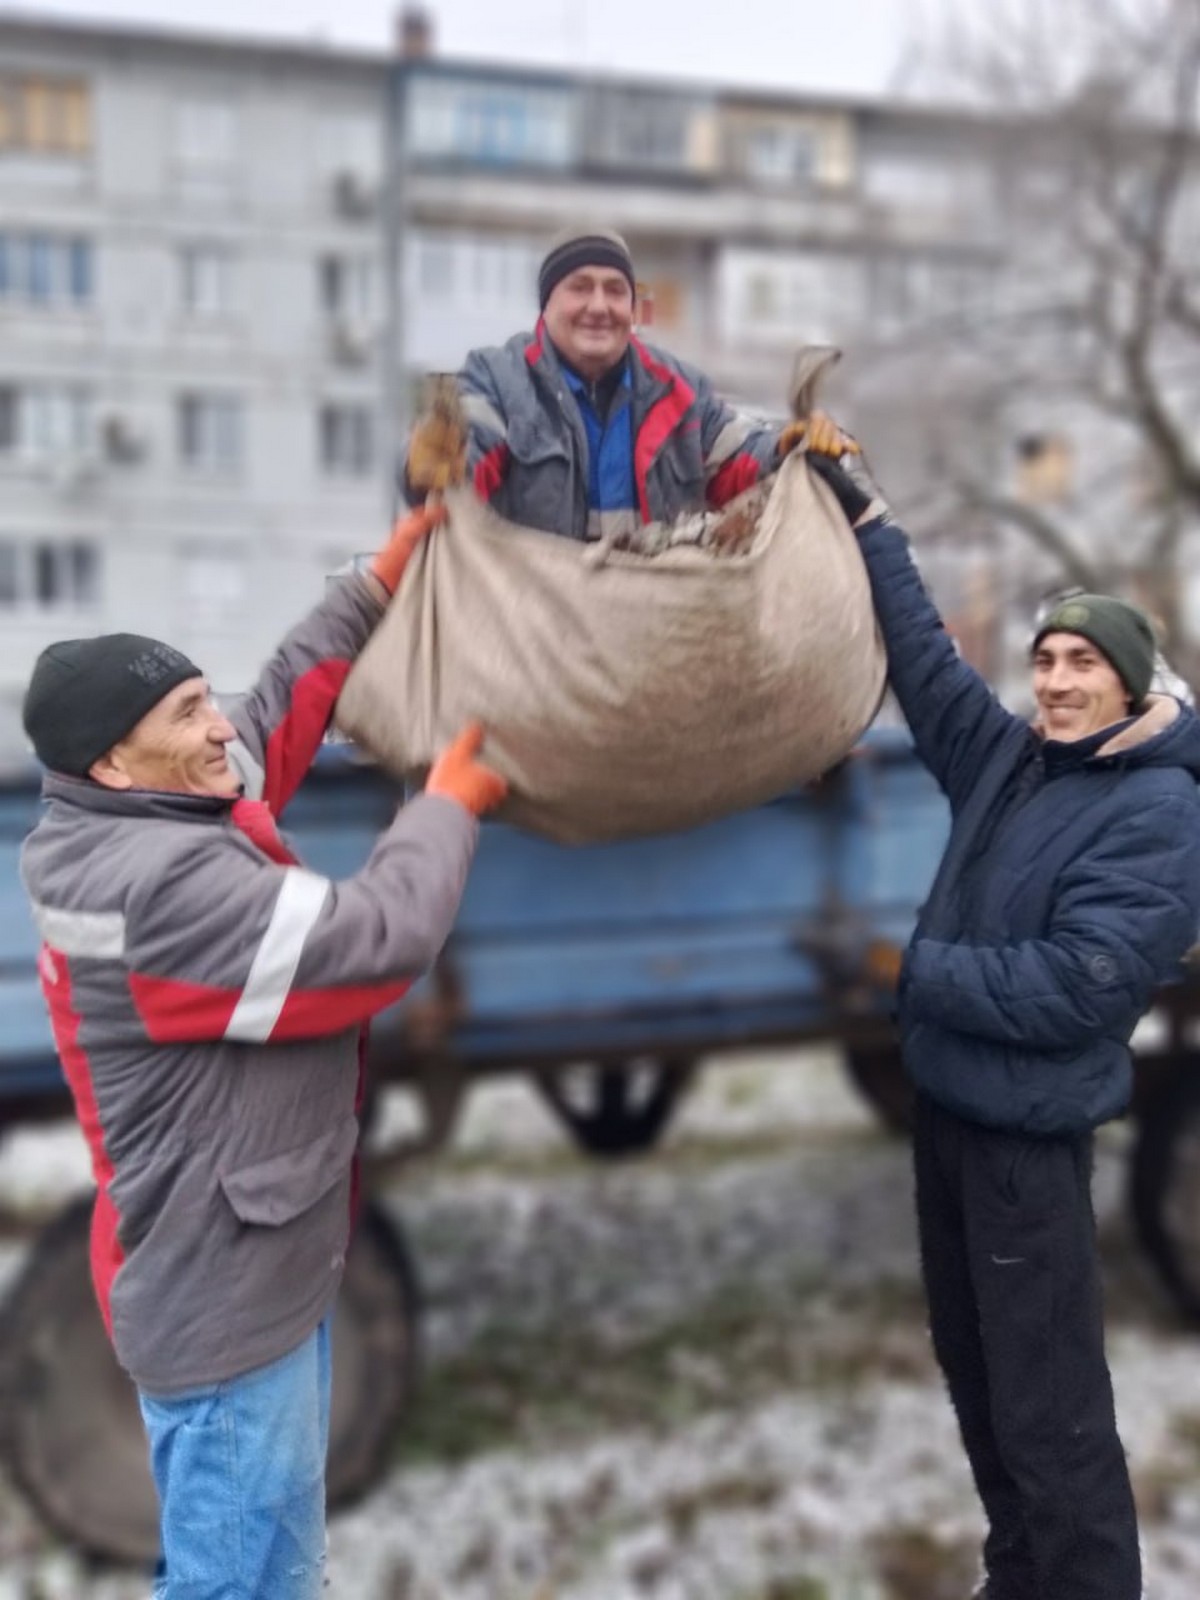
407, 378, 468, 493
425, 722, 508, 817
777, 412, 861, 461
369, 502, 447, 596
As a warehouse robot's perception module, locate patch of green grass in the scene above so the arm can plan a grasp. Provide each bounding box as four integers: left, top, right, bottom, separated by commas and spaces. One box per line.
735, 1579, 831, 1600
394, 1276, 932, 1466
661, 1468, 784, 1540
409, 1122, 894, 1189
1169, 1410, 1200, 1459
1132, 1411, 1200, 1524
870, 1525, 978, 1600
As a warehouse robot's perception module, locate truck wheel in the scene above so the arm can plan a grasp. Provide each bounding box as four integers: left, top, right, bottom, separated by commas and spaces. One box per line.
0, 1195, 158, 1563
1131, 1061, 1200, 1322
327, 1199, 420, 1506
0, 1195, 420, 1563
844, 1044, 914, 1136
537, 1057, 697, 1158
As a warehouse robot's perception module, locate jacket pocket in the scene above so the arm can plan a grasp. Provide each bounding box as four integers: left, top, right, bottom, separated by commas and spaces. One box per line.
219, 1114, 359, 1227
506, 427, 577, 536
651, 435, 705, 518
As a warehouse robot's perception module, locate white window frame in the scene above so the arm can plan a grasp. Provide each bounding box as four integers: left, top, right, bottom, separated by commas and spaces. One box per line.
746, 125, 819, 187
178, 392, 243, 475
0, 536, 100, 611
319, 403, 374, 478
181, 244, 236, 318
319, 254, 375, 321
0, 383, 93, 461
0, 232, 93, 307
178, 546, 247, 636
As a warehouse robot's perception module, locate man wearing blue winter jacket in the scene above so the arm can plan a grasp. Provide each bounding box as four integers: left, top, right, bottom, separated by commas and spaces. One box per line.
809, 432, 1200, 1600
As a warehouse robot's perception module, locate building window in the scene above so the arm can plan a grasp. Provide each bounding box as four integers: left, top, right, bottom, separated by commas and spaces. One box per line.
0, 383, 92, 459
179, 549, 246, 635
608, 100, 687, 170
455, 94, 529, 164
416, 236, 453, 297
319, 404, 374, 477
178, 393, 242, 473
0, 76, 91, 155
181, 245, 236, 318
0, 233, 93, 307
409, 231, 541, 308
745, 125, 819, 186
0, 538, 100, 610
319, 255, 375, 320
408, 77, 573, 168
175, 100, 238, 200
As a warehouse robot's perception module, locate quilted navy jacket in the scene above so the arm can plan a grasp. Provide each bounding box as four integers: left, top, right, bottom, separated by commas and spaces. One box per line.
858, 514, 1200, 1135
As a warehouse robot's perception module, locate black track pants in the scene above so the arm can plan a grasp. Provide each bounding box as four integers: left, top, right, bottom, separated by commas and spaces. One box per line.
913, 1095, 1140, 1600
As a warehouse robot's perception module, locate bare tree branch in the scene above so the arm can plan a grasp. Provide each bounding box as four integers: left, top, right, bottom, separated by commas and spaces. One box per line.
951, 481, 1100, 590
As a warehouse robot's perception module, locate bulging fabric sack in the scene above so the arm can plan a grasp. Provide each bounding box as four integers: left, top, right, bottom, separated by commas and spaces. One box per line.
335, 451, 885, 844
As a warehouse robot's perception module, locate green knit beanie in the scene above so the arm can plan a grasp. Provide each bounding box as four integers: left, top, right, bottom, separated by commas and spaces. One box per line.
1032, 594, 1157, 707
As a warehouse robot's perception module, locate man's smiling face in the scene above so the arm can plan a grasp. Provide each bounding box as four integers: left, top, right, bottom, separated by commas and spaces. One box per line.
89, 678, 241, 796
1032, 632, 1132, 742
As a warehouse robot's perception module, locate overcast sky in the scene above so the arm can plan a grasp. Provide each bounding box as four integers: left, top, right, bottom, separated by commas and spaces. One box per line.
8, 0, 947, 98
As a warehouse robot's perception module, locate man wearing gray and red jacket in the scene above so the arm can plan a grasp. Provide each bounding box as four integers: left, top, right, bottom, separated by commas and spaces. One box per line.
399, 226, 805, 542
18, 503, 505, 1600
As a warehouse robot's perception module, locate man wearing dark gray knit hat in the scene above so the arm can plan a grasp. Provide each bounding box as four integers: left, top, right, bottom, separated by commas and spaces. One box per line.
401, 223, 810, 542
18, 503, 507, 1600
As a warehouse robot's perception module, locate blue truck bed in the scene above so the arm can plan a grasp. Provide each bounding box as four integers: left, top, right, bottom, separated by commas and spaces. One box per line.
0, 734, 950, 1120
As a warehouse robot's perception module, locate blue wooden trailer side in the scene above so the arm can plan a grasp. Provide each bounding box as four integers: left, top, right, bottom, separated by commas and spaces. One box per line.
0, 733, 950, 1129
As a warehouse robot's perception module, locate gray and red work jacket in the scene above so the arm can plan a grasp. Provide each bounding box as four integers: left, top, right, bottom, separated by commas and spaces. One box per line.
400, 326, 782, 542
20, 575, 477, 1394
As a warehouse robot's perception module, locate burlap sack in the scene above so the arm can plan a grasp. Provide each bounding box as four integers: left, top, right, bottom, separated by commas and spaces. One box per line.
335, 452, 885, 843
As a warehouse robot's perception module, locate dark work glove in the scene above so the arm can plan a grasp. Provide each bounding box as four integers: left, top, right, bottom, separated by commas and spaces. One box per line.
808, 452, 891, 528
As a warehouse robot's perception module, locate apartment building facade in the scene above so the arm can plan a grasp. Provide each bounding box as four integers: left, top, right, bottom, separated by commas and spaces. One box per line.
394, 57, 1005, 415
0, 10, 1039, 763
0, 14, 392, 760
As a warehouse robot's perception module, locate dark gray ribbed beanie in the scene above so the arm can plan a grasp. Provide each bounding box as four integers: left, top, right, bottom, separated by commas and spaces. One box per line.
23, 633, 202, 776
1032, 595, 1157, 707
538, 227, 635, 309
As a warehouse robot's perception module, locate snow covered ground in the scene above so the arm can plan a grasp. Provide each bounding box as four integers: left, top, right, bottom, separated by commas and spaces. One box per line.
2, 1047, 1199, 1599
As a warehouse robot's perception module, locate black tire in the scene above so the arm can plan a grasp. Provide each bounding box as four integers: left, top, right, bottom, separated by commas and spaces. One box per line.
0, 1195, 420, 1563
537, 1057, 697, 1158
327, 1199, 421, 1507
844, 1043, 914, 1136
0, 1195, 157, 1564
1131, 1059, 1200, 1322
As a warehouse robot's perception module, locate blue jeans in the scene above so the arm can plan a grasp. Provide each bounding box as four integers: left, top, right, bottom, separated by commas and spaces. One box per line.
138, 1316, 332, 1600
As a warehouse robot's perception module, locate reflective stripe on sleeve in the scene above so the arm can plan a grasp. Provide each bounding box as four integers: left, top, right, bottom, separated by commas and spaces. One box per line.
224, 868, 331, 1042
30, 903, 126, 959
461, 392, 506, 437
705, 417, 755, 477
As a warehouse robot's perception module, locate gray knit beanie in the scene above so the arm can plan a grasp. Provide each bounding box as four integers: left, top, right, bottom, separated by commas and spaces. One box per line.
1032, 594, 1157, 707
23, 633, 203, 776
537, 227, 635, 310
